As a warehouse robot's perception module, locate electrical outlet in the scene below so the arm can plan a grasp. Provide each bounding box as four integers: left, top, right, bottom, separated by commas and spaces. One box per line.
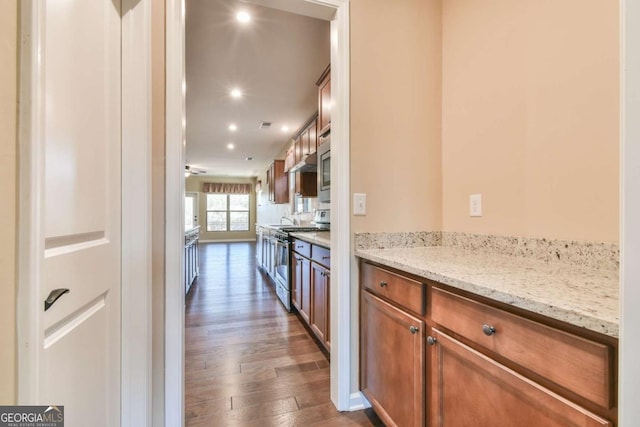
469, 194, 482, 217
354, 193, 367, 216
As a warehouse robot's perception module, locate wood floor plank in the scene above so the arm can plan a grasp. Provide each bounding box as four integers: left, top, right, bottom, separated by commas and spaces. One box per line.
185, 242, 382, 426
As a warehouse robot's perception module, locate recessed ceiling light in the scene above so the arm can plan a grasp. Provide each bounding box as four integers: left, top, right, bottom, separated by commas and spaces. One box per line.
229, 123, 237, 131
246, 157, 254, 161
227, 143, 235, 150
281, 125, 290, 132
236, 11, 251, 23
230, 88, 242, 98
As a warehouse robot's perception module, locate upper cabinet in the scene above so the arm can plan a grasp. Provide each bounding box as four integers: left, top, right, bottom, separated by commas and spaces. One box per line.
266, 160, 288, 204
317, 65, 331, 136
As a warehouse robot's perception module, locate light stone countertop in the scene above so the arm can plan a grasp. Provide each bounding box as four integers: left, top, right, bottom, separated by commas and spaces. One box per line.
290, 231, 331, 248
355, 246, 619, 338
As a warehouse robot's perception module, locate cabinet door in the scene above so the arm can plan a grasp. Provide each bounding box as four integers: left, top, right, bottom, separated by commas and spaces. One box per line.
317, 66, 331, 134
428, 329, 612, 427
291, 252, 302, 311
295, 256, 311, 323
301, 128, 310, 158
294, 136, 302, 165
361, 291, 425, 427
308, 119, 317, 155
311, 262, 330, 350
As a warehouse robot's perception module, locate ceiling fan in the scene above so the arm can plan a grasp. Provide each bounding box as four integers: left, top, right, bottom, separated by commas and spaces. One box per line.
185, 165, 206, 176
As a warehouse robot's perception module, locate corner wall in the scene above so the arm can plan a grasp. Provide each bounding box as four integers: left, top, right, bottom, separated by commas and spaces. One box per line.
441, 0, 619, 242
350, 0, 443, 234
0, 0, 17, 405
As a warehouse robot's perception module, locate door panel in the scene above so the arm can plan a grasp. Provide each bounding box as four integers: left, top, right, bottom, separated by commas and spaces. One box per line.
38, 0, 122, 425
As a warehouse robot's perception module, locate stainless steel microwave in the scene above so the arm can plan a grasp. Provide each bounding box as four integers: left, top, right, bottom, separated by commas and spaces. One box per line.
317, 134, 330, 203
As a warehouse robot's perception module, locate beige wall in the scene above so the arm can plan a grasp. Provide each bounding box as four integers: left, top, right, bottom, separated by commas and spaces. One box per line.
441, 0, 619, 242
185, 175, 258, 241
0, 0, 17, 405
350, 0, 443, 234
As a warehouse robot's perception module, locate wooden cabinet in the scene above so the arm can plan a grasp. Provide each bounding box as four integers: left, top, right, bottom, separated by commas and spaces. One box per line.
361, 291, 425, 427
291, 117, 318, 168
292, 239, 330, 352
431, 287, 613, 409
429, 328, 611, 427
294, 171, 317, 197
266, 160, 288, 204
311, 262, 330, 349
291, 251, 311, 323
317, 65, 331, 135
358, 259, 617, 427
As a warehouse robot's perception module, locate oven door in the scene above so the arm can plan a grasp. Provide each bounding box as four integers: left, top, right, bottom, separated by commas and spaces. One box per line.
274, 238, 291, 311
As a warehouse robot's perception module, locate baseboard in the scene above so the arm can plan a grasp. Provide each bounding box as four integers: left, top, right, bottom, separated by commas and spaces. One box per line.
349, 392, 371, 411
199, 238, 256, 243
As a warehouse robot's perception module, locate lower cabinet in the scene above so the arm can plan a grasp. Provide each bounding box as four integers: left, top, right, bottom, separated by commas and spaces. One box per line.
361, 291, 425, 427
428, 329, 611, 427
291, 253, 311, 324
358, 259, 617, 427
311, 262, 330, 349
292, 239, 330, 352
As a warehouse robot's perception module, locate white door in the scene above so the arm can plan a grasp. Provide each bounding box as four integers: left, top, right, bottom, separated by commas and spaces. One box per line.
185, 192, 199, 229
29, 1, 122, 425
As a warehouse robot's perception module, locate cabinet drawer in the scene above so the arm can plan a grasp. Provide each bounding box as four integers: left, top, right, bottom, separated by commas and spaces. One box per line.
311, 245, 330, 268
361, 262, 425, 315
292, 239, 311, 258
431, 287, 612, 408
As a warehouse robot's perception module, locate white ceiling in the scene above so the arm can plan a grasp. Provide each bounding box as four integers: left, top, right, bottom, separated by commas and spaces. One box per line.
185, 0, 331, 177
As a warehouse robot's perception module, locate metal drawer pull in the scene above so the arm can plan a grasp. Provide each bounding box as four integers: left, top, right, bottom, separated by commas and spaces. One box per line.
44, 288, 70, 311
379, 281, 387, 288
427, 336, 437, 346
297, 245, 304, 249
322, 256, 330, 260
409, 326, 419, 334
482, 324, 497, 336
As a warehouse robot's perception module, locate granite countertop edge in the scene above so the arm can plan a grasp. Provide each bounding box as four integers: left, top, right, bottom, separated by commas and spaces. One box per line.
290, 231, 331, 248
355, 247, 619, 338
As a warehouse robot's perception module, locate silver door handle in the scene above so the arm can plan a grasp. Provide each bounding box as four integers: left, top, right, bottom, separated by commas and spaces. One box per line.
44, 288, 70, 311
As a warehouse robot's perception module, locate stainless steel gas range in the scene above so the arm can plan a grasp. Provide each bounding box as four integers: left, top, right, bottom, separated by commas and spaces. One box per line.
271, 224, 328, 311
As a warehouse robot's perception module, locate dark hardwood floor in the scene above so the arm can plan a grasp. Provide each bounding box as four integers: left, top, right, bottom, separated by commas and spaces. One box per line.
185, 242, 383, 427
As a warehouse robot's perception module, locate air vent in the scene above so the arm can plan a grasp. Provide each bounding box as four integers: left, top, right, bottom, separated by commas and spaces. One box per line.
259, 121, 272, 129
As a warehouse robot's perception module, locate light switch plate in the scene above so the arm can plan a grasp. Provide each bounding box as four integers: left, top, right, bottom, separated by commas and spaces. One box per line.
354, 193, 367, 216
469, 194, 482, 217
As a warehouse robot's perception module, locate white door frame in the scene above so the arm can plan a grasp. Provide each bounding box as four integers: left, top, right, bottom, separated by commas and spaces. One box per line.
163, 0, 356, 423
620, 0, 640, 424
17, 1, 154, 425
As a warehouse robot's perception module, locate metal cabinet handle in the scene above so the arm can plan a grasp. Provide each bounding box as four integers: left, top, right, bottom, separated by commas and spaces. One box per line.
427, 336, 437, 346
44, 288, 70, 311
297, 245, 304, 249
379, 281, 387, 288
322, 256, 330, 260
409, 326, 419, 334
482, 324, 497, 336
296, 257, 303, 261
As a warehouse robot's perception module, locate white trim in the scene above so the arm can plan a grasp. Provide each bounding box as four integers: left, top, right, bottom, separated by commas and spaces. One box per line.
165, 0, 186, 425
17, 0, 45, 404
349, 392, 371, 411
620, 0, 640, 424
314, 0, 352, 412
121, 0, 153, 425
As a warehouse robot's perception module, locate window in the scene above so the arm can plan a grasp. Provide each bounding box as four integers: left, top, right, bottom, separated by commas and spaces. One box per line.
206, 194, 250, 232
